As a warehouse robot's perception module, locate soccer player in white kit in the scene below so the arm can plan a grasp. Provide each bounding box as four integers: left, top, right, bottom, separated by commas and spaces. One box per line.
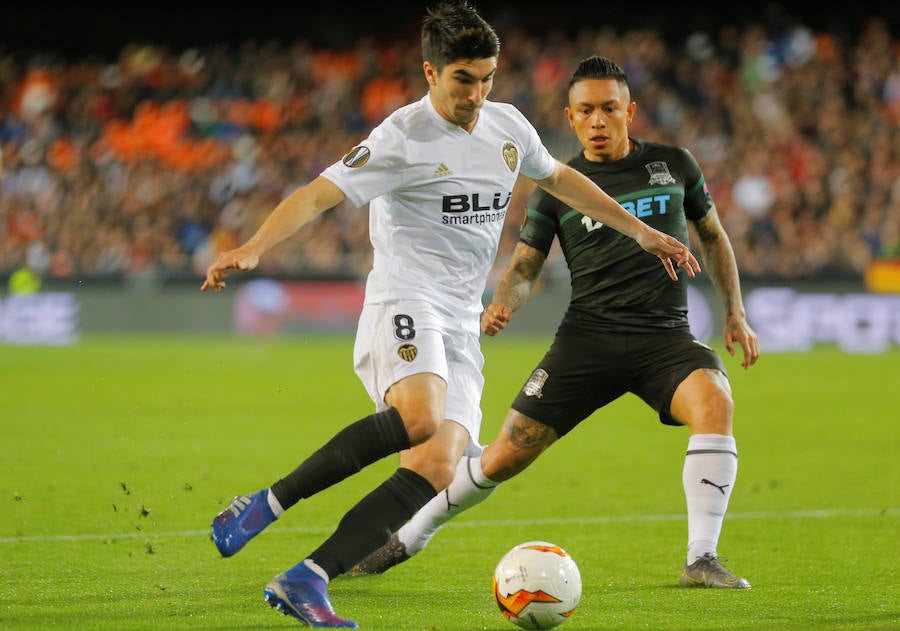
202, 2, 700, 627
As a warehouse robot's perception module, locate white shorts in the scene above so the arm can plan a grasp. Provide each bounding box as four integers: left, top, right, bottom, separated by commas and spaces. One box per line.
353, 299, 484, 452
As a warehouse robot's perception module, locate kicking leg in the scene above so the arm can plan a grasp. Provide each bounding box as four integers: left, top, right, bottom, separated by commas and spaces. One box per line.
212, 373, 441, 558
211, 405, 411, 558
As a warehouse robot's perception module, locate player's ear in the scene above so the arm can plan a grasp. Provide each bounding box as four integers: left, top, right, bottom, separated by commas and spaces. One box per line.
423, 61, 438, 87
627, 101, 637, 125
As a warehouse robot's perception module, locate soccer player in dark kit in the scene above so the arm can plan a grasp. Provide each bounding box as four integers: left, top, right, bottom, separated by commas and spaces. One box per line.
352, 55, 759, 589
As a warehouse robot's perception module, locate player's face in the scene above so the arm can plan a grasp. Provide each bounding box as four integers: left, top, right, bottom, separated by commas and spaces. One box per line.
565, 78, 636, 162
425, 57, 497, 132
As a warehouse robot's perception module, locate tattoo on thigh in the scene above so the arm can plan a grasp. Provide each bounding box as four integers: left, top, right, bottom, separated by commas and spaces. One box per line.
506, 416, 552, 449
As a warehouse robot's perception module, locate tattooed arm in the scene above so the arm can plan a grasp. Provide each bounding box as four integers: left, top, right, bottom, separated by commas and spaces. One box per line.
692, 207, 760, 369
481, 242, 547, 336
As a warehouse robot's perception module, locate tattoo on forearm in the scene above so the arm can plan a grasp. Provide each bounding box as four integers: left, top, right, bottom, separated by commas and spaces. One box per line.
696, 213, 744, 315
494, 244, 546, 312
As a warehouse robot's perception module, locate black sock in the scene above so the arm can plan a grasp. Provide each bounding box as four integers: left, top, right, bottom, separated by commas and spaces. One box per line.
309, 467, 437, 579
270, 407, 409, 510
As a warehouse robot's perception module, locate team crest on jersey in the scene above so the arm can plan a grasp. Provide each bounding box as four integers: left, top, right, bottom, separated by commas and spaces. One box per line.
501, 141, 519, 173
645, 161, 676, 185
397, 343, 418, 362
342, 145, 371, 168
522, 368, 549, 398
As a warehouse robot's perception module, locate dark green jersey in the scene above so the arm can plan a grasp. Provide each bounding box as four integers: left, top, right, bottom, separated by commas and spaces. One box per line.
520, 138, 712, 332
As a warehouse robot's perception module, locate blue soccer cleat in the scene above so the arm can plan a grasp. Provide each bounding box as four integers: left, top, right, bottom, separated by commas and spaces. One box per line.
211, 489, 276, 557
264, 562, 359, 628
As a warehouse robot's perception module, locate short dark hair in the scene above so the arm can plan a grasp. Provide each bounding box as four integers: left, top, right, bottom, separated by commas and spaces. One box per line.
421, 1, 500, 70
568, 55, 629, 90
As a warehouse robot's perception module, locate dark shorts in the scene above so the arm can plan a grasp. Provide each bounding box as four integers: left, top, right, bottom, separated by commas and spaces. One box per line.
510, 323, 727, 436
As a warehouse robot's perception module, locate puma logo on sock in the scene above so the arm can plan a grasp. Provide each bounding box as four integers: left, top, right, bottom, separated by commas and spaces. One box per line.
701, 478, 730, 495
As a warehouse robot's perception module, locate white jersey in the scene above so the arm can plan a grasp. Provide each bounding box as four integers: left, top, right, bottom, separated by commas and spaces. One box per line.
321, 94, 556, 320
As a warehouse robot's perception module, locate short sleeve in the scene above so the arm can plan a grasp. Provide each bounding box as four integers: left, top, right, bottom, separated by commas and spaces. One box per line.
320, 121, 407, 208
519, 189, 559, 256
679, 147, 713, 221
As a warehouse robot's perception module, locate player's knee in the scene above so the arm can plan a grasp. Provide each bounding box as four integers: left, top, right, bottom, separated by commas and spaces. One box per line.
709, 370, 735, 419
394, 408, 443, 446
404, 416, 443, 445
405, 450, 459, 491
674, 368, 735, 434
712, 385, 735, 422
690, 392, 734, 434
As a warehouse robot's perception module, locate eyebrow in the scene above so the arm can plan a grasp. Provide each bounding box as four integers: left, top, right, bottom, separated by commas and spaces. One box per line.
452, 68, 496, 81
574, 99, 619, 108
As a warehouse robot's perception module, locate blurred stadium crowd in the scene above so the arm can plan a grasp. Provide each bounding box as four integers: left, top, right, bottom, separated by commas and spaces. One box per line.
0, 12, 898, 284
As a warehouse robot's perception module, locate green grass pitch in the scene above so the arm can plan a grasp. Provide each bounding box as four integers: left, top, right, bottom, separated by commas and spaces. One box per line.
2, 335, 898, 630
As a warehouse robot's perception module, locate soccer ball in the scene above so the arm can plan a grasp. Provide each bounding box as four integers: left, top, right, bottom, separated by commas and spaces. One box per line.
492, 541, 582, 630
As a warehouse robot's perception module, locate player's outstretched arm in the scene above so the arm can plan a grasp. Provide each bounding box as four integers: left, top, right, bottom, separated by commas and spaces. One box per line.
481, 242, 546, 336
692, 207, 760, 369
535, 162, 701, 281
201, 176, 347, 292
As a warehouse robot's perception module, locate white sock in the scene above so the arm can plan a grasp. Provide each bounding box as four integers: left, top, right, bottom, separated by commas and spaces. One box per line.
267, 488, 285, 518
398, 452, 498, 555
682, 434, 738, 564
